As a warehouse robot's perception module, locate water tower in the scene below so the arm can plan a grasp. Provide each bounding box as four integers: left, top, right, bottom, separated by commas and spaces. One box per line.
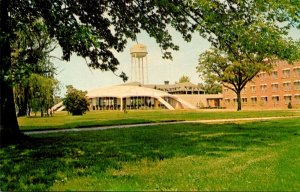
130, 44, 148, 84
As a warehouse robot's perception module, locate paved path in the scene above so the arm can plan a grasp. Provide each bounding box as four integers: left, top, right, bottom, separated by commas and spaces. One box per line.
23, 116, 300, 135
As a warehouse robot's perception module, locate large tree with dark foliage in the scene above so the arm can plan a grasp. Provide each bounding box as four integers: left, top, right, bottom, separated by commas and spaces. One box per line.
0, 0, 197, 145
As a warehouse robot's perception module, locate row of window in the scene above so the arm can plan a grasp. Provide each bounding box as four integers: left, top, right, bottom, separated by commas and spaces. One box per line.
251, 81, 300, 92
224, 81, 300, 93
224, 95, 300, 105
258, 67, 300, 79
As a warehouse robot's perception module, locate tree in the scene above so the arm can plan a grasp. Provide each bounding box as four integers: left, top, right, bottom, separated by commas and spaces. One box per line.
63, 86, 89, 116
193, 1, 300, 111
198, 79, 222, 94
198, 48, 270, 110
12, 19, 56, 117
178, 75, 191, 83
1, 1, 300, 144
29, 74, 59, 117
15, 73, 59, 117
190, 1, 300, 58
0, 0, 198, 144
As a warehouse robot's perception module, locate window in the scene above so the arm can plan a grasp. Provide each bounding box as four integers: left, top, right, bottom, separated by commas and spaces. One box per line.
295, 95, 300, 104
293, 67, 300, 77
260, 72, 267, 81
233, 98, 237, 104
261, 96, 268, 104
282, 69, 291, 78
283, 82, 291, 91
250, 85, 256, 93
271, 71, 278, 79
224, 88, 229, 93
260, 84, 267, 93
251, 97, 257, 104
242, 98, 248, 104
225, 98, 230, 104
294, 81, 300, 90
271, 83, 279, 92
272, 96, 280, 104
284, 95, 292, 104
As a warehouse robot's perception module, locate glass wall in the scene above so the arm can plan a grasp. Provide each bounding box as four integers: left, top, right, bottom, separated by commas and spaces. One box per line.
91, 97, 121, 110
90, 96, 171, 110
126, 96, 156, 110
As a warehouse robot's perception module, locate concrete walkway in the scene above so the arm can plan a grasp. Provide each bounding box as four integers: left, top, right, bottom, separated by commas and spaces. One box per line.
23, 115, 300, 135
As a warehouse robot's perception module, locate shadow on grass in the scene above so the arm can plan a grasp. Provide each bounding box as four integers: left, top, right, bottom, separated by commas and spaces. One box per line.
20, 118, 162, 131
1, 119, 299, 190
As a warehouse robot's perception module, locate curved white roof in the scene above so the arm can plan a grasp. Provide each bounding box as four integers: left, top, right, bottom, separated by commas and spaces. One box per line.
87, 85, 174, 99
87, 85, 197, 110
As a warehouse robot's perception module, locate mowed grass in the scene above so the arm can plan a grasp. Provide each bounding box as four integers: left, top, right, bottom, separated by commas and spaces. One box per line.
1, 118, 300, 191
18, 109, 300, 131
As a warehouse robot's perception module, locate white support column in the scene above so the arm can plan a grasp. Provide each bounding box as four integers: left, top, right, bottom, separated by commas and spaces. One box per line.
142, 57, 144, 85
138, 58, 141, 83
120, 97, 123, 111
134, 54, 137, 82
130, 56, 133, 82
146, 56, 148, 84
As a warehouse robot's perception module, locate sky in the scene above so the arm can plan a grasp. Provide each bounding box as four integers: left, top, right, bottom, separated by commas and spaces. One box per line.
52, 30, 211, 96
52, 28, 300, 96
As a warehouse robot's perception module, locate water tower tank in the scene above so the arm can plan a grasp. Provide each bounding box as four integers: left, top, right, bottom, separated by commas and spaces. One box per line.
130, 44, 148, 58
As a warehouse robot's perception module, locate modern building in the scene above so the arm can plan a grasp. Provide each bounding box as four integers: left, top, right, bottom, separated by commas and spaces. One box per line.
124, 81, 205, 95
87, 84, 197, 111
144, 81, 223, 108
86, 81, 223, 111
222, 61, 300, 109
54, 43, 300, 112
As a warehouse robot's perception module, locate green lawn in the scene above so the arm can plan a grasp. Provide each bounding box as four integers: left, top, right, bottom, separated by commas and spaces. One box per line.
1, 117, 300, 191
18, 109, 300, 131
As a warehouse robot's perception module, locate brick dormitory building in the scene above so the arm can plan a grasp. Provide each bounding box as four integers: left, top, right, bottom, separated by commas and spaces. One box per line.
222, 61, 300, 109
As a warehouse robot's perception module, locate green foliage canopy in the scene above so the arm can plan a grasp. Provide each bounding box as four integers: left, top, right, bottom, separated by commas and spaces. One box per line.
198, 79, 222, 94
178, 75, 191, 83
12, 19, 58, 116
194, 0, 300, 111
7, 0, 198, 81
0, 0, 200, 143
190, 0, 300, 59
8, 19, 56, 84
29, 74, 59, 116
63, 86, 89, 116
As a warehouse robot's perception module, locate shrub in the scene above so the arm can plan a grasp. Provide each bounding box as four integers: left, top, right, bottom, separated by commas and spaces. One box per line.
288, 102, 292, 109
63, 86, 89, 115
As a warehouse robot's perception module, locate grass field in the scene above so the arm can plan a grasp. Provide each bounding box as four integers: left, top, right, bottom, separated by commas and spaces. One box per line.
18, 109, 300, 131
1, 117, 300, 191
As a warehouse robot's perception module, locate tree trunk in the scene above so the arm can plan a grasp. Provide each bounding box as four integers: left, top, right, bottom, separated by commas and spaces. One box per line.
17, 85, 30, 117
0, 0, 22, 146
40, 98, 44, 117
40, 107, 44, 117
236, 90, 242, 111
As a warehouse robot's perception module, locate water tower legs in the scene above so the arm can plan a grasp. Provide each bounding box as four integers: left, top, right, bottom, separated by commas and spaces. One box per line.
138, 59, 141, 83
130, 44, 148, 84
131, 56, 133, 82
142, 58, 144, 85
146, 56, 148, 84
134, 54, 137, 81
